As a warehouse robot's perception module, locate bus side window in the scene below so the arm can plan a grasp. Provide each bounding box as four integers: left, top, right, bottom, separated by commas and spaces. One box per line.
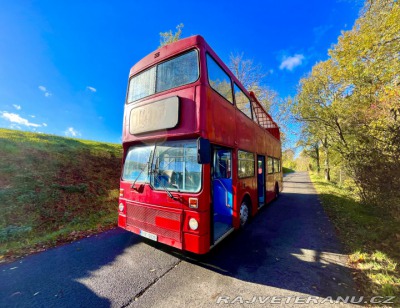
234, 83, 253, 120
206, 54, 233, 104
268, 156, 274, 174
273, 158, 280, 173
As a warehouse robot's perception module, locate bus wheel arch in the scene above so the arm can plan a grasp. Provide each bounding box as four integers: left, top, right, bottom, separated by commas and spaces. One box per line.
239, 194, 252, 227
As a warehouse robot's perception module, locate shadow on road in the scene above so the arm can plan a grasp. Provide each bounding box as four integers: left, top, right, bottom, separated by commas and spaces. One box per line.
1, 172, 359, 307
0, 229, 139, 307
151, 172, 358, 299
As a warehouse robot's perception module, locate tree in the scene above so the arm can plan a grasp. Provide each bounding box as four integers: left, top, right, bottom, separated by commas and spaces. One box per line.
282, 149, 296, 170
295, 150, 312, 171
159, 23, 184, 47
292, 0, 400, 207
229, 53, 276, 112
292, 59, 347, 181
297, 126, 321, 173
229, 53, 289, 146
328, 0, 400, 205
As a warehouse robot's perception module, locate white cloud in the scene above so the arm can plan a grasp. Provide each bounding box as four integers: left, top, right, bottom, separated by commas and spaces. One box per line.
13, 104, 21, 110
87, 86, 97, 92
38, 85, 52, 97
1, 111, 42, 127
64, 127, 81, 137
279, 54, 305, 71
42, 123, 48, 127
30, 115, 36, 118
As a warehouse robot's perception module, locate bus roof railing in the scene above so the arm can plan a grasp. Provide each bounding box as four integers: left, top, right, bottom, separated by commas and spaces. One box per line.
249, 91, 280, 141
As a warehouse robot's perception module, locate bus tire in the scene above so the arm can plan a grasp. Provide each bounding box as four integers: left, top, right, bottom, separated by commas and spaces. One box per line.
239, 200, 250, 227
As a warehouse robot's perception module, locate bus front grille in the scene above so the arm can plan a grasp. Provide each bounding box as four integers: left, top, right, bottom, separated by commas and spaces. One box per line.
126, 202, 182, 242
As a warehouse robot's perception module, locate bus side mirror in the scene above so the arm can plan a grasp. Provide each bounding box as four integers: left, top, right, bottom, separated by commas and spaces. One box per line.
197, 138, 211, 164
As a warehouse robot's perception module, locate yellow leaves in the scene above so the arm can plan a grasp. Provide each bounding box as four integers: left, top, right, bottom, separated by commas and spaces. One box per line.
298, 0, 400, 135
350, 251, 367, 264
295, 0, 400, 212
330, 1, 399, 85
159, 23, 184, 48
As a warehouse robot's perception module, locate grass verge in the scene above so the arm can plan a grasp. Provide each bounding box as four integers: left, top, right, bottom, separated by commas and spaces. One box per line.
0, 129, 122, 262
283, 167, 295, 174
309, 172, 400, 301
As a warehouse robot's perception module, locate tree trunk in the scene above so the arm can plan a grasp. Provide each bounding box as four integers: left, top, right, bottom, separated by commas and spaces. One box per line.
324, 166, 330, 181
315, 143, 320, 173
323, 137, 330, 181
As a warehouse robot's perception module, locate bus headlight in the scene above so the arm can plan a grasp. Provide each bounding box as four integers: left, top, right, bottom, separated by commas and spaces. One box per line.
119, 203, 124, 212
189, 218, 198, 230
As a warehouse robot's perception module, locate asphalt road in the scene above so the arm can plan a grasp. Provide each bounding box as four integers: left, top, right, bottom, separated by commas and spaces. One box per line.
0, 172, 358, 307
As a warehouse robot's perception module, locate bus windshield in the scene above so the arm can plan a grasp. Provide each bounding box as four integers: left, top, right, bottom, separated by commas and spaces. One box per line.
122, 140, 202, 193
127, 49, 199, 103
122, 145, 153, 183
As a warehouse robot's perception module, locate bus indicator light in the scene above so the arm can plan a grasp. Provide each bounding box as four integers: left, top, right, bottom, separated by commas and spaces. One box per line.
189, 198, 198, 208
119, 188, 124, 197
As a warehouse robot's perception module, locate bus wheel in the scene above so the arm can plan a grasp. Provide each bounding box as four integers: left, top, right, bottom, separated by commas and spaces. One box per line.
239, 201, 249, 227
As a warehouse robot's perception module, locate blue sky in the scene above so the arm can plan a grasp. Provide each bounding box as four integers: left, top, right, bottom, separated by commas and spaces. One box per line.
0, 0, 362, 144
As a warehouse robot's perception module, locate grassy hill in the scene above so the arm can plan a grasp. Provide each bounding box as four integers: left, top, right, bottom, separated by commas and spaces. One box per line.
0, 129, 122, 260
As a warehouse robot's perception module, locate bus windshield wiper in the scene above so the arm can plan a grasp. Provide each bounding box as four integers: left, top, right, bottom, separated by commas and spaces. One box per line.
150, 169, 177, 200
131, 162, 148, 189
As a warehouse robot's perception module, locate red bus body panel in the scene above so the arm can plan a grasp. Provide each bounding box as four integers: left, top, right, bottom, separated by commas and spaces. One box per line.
119, 35, 282, 254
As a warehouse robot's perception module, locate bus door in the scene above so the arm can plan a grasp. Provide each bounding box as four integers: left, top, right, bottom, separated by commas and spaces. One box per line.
257, 155, 266, 208
212, 148, 233, 243
266, 156, 275, 202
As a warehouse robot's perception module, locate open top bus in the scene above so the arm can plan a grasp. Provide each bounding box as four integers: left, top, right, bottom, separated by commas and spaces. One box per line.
118, 35, 282, 254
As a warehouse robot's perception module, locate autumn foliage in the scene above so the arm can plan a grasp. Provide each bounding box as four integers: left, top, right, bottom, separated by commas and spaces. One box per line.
292, 0, 400, 209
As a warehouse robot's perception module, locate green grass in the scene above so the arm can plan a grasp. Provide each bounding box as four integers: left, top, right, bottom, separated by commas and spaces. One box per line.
0, 128, 122, 260
309, 172, 400, 299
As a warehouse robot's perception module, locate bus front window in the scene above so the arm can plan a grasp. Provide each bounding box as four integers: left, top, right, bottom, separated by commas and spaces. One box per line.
122, 145, 153, 182
127, 49, 199, 103
151, 140, 202, 193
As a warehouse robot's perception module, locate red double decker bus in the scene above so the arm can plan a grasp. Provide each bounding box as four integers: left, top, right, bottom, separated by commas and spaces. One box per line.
118, 35, 282, 254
